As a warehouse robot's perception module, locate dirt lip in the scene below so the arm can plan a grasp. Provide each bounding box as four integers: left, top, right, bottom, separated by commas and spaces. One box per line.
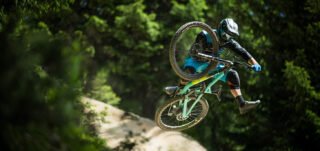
83, 97, 207, 151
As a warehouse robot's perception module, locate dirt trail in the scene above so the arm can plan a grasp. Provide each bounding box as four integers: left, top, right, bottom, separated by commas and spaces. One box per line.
83, 97, 207, 151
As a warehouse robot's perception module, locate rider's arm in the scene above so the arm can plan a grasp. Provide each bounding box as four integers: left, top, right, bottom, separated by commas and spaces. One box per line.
224, 39, 260, 65
248, 57, 259, 65
224, 39, 261, 72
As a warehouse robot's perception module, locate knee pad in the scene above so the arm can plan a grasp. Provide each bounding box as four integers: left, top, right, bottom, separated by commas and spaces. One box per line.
226, 69, 240, 89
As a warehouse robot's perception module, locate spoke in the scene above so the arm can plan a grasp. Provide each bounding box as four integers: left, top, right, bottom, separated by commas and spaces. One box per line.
175, 119, 179, 126
191, 111, 202, 114
190, 115, 198, 118
183, 118, 190, 123
192, 105, 201, 108
190, 113, 201, 115
162, 113, 176, 123
191, 107, 202, 111
169, 116, 176, 125
190, 113, 201, 116
186, 118, 193, 123
159, 97, 205, 128
167, 116, 176, 123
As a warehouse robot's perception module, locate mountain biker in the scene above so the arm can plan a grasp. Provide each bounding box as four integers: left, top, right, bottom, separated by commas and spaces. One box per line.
170, 18, 261, 114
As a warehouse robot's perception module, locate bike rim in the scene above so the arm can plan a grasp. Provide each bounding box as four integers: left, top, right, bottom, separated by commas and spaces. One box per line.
159, 97, 204, 129
169, 21, 219, 81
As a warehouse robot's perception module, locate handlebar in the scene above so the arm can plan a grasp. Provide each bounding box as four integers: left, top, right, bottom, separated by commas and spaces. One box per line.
197, 53, 254, 70
197, 53, 233, 65
233, 61, 254, 70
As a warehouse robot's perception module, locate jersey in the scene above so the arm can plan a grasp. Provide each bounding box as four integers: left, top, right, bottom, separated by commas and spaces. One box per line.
184, 30, 253, 82
195, 30, 253, 60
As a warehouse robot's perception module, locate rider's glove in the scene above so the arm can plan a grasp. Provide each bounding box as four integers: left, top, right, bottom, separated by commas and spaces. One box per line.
251, 64, 261, 72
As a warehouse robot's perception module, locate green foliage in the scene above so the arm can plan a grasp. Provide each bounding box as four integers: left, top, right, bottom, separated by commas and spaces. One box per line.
306, 109, 320, 134
2, 0, 320, 150
181, 0, 320, 150
86, 69, 121, 105
116, 0, 160, 42
85, 15, 108, 33
284, 61, 320, 100
114, 0, 161, 56
1, 15, 110, 151
170, 0, 208, 22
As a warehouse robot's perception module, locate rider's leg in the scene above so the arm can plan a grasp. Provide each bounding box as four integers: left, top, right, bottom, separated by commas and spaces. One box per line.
180, 57, 211, 86
226, 70, 245, 105
226, 70, 260, 114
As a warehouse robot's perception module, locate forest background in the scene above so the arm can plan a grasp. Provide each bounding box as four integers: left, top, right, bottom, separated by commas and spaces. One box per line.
1, 0, 320, 150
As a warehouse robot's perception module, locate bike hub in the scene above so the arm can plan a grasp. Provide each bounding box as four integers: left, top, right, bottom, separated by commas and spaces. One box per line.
176, 113, 190, 121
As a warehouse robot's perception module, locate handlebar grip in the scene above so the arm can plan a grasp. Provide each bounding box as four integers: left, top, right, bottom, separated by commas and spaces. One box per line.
234, 61, 254, 70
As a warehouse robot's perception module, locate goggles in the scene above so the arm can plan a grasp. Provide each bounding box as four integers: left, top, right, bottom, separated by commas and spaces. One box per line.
220, 30, 234, 40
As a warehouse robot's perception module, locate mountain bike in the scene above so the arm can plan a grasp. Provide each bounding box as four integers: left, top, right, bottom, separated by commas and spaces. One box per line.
154, 21, 254, 131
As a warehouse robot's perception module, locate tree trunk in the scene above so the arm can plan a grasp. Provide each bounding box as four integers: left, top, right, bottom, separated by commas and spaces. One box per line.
140, 82, 157, 118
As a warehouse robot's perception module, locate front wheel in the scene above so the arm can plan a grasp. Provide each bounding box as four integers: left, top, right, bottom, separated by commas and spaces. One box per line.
155, 96, 209, 131
169, 21, 219, 81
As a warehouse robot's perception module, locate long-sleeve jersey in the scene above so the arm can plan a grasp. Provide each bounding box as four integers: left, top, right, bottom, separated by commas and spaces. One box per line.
194, 30, 253, 61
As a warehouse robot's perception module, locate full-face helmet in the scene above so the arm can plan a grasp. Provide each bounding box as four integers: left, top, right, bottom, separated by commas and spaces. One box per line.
218, 18, 239, 40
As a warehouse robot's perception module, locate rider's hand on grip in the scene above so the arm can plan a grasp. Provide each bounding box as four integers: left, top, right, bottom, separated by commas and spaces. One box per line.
251, 64, 261, 72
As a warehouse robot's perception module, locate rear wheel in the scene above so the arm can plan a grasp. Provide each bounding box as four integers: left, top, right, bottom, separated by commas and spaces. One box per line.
169, 21, 219, 81
155, 96, 209, 131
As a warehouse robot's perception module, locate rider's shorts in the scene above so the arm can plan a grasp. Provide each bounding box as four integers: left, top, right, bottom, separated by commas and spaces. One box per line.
184, 57, 229, 82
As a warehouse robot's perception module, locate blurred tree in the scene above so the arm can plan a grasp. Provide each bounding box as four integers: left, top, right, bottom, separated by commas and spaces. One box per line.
184, 0, 320, 150
1, 0, 320, 150
86, 68, 121, 105
0, 18, 110, 151
0, 0, 112, 150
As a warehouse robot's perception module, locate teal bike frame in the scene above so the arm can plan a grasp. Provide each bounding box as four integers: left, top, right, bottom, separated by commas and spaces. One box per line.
179, 72, 225, 118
